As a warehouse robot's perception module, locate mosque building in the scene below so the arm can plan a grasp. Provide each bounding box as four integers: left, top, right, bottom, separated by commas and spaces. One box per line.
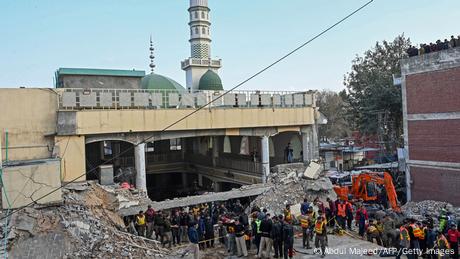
0, 0, 323, 208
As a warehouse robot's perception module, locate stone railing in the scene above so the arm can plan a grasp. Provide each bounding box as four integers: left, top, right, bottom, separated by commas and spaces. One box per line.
58, 88, 316, 110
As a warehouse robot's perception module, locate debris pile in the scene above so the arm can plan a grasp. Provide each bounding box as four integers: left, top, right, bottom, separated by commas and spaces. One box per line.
251, 163, 336, 215
401, 200, 460, 221
4, 182, 169, 258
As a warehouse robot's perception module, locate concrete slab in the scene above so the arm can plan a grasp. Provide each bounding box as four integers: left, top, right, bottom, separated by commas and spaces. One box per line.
303, 161, 322, 179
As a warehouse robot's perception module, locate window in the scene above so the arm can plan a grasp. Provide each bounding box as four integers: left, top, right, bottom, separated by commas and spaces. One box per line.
202, 27, 206, 34
146, 142, 155, 152
194, 11, 198, 18
201, 11, 205, 19
195, 27, 199, 34
103, 141, 112, 156
170, 138, 182, 151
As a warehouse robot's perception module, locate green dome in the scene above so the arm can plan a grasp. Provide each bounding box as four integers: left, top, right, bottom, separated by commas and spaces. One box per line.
140, 73, 185, 91
198, 70, 223, 91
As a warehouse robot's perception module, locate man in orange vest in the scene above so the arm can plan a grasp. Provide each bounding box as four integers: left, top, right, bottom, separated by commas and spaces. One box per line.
336, 200, 347, 230
314, 216, 328, 258
298, 213, 311, 249
397, 220, 411, 259
408, 218, 422, 259
345, 200, 354, 231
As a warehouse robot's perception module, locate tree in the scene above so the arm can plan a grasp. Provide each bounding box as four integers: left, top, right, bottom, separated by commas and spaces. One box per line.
343, 35, 410, 152
317, 90, 351, 142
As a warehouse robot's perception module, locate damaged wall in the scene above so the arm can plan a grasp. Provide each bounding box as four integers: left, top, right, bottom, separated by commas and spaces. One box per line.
2, 159, 62, 209
0, 89, 58, 161
55, 135, 86, 182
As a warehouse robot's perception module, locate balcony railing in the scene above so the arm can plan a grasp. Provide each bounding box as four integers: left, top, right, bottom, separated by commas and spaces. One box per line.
118, 152, 262, 175
58, 88, 316, 110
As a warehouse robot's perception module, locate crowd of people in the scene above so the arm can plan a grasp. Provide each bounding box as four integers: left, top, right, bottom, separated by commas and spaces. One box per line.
407, 35, 460, 57
124, 197, 459, 259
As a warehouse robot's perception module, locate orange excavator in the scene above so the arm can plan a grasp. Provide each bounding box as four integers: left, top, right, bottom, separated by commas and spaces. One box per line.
333, 172, 401, 212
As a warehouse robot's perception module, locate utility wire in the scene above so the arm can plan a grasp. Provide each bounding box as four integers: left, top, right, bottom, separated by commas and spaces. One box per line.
0, 0, 374, 221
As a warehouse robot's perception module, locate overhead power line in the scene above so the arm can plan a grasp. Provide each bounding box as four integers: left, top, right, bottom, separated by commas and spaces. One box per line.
0, 0, 374, 221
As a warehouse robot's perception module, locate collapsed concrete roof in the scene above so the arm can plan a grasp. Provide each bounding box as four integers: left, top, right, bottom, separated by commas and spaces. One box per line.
118, 184, 272, 216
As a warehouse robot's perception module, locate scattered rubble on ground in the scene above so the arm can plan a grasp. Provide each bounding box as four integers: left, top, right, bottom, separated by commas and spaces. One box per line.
401, 200, 460, 221
2, 182, 170, 258
250, 163, 337, 215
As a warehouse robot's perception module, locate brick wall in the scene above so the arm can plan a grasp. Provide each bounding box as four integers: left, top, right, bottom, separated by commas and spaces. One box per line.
408, 120, 460, 163
410, 166, 460, 206
406, 66, 460, 114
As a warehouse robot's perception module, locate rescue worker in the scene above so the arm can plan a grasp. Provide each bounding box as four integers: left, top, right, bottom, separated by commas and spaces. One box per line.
425, 225, 437, 259
355, 204, 368, 238
283, 217, 294, 259
397, 220, 411, 259
154, 210, 165, 241
345, 200, 354, 231
314, 216, 328, 258
307, 207, 317, 242
417, 222, 427, 256
435, 231, 450, 259
284, 204, 292, 222
408, 218, 422, 259
162, 214, 172, 248
298, 211, 312, 249
382, 214, 396, 247
439, 209, 448, 234
336, 200, 347, 230
136, 210, 146, 237
367, 220, 383, 246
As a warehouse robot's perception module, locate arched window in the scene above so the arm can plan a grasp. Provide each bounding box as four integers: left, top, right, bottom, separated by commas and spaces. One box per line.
201, 11, 205, 19
194, 11, 198, 18
195, 27, 199, 34
202, 27, 206, 34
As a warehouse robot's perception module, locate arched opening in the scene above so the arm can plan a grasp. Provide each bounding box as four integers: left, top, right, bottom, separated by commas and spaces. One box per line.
289, 135, 302, 161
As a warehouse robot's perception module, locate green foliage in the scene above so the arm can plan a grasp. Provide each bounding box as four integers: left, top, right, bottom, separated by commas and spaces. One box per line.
317, 90, 351, 141
343, 35, 411, 150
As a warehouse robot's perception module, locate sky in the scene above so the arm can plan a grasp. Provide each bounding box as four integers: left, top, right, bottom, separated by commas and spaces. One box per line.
0, 0, 459, 92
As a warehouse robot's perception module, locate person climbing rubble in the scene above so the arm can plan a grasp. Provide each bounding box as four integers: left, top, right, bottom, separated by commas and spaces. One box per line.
135, 210, 146, 237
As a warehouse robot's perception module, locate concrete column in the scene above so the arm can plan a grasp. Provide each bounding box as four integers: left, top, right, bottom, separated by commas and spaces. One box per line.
312, 124, 319, 159
261, 136, 270, 183
213, 181, 220, 192
302, 132, 309, 163
181, 138, 186, 160
135, 143, 147, 192
212, 136, 219, 167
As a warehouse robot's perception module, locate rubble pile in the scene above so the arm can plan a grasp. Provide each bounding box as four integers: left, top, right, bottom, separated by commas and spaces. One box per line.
4, 182, 169, 258
401, 200, 460, 221
250, 163, 336, 215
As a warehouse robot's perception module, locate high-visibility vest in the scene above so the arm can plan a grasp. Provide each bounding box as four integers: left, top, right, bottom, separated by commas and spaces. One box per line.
368, 225, 377, 233
419, 227, 426, 240
411, 224, 423, 239
437, 235, 450, 249
299, 216, 309, 229
400, 226, 410, 241
136, 215, 146, 225
255, 219, 261, 234
337, 204, 346, 217
284, 209, 292, 221
315, 221, 325, 234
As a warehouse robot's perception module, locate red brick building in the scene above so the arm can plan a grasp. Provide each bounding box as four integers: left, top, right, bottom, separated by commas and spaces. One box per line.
401, 47, 460, 206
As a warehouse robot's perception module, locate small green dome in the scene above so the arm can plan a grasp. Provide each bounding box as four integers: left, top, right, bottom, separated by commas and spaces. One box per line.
198, 70, 223, 91
140, 73, 185, 91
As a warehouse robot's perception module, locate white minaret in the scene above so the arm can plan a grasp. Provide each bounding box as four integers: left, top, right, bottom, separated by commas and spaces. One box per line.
181, 0, 222, 92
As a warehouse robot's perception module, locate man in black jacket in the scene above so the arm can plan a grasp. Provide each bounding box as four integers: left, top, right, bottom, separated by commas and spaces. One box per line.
283, 218, 294, 259
271, 215, 284, 258
258, 214, 273, 258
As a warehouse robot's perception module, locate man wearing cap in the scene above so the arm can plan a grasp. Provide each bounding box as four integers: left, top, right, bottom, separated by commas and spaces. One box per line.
314, 216, 327, 258
258, 213, 273, 258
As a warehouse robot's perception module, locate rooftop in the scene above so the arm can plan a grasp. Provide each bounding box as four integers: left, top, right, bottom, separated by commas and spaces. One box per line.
56, 68, 146, 78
